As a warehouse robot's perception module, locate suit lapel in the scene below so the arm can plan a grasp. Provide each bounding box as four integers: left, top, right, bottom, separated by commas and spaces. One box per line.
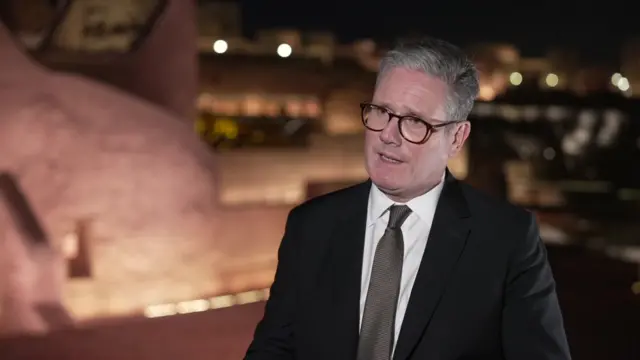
325, 181, 370, 359
393, 172, 472, 360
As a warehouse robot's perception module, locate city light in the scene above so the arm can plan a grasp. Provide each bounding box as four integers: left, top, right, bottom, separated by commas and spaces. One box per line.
612, 74, 631, 93
617, 77, 630, 92
478, 85, 496, 101
543, 147, 556, 160
213, 39, 228, 54
611, 73, 622, 85
144, 288, 270, 318
545, 73, 559, 87
509, 72, 523, 86
277, 43, 292, 58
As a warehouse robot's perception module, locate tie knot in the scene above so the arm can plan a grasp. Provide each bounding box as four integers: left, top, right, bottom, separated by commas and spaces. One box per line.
387, 205, 412, 229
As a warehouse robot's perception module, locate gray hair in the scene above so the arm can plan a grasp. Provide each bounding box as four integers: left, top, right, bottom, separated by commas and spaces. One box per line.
377, 37, 479, 121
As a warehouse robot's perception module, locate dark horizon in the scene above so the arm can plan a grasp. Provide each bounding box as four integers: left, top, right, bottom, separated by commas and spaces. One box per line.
224, 0, 639, 64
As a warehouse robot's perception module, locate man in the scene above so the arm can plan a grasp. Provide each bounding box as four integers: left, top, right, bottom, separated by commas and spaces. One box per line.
246, 37, 571, 360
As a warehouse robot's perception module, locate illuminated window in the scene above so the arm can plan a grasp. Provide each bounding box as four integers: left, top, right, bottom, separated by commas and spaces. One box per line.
303, 100, 321, 118
242, 95, 264, 116
471, 103, 495, 117
212, 118, 238, 139
212, 98, 240, 116
197, 93, 215, 112
498, 105, 521, 122
199, 94, 320, 118
263, 101, 282, 117
65, 220, 92, 279
286, 99, 303, 117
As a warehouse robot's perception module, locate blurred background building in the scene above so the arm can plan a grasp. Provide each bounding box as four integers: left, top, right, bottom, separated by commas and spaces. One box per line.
0, 1, 638, 359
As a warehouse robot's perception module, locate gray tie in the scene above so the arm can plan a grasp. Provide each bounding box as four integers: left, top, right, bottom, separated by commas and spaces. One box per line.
357, 205, 412, 360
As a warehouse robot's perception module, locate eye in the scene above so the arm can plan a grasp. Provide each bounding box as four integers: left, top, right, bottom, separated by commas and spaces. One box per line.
371, 106, 388, 116
402, 117, 425, 128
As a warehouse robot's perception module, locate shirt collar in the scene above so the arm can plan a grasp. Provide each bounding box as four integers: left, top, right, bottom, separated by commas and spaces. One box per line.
367, 172, 446, 226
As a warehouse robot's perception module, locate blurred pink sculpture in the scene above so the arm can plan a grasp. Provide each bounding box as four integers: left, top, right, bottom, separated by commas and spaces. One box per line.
0, 0, 223, 333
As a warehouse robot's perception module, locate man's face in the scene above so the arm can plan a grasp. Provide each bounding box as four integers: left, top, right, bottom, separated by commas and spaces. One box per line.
364, 67, 470, 202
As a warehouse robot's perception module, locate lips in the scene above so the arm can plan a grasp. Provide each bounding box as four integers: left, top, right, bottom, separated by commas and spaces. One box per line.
378, 151, 403, 164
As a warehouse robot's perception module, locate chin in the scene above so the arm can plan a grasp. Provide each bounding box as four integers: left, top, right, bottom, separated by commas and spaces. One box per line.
369, 171, 406, 193
366, 155, 410, 187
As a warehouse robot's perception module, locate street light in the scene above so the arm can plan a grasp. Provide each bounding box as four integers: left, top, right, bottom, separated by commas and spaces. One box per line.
213, 40, 227, 54
277, 43, 292, 58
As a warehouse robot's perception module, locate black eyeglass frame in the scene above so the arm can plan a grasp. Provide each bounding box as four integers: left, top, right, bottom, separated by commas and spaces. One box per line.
360, 102, 463, 144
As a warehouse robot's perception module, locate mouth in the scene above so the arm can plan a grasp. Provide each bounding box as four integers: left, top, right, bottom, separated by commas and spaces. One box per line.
378, 152, 404, 164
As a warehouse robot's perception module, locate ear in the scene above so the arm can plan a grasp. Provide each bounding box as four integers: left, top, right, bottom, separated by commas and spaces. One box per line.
449, 121, 470, 157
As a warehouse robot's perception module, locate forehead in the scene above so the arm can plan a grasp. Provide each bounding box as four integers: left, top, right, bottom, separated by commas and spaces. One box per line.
373, 67, 449, 119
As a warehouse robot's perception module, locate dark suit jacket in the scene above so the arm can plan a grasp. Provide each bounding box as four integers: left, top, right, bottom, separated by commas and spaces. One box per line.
246, 171, 571, 360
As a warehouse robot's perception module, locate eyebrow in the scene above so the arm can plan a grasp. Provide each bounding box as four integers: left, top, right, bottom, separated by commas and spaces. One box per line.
376, 101, 429, 120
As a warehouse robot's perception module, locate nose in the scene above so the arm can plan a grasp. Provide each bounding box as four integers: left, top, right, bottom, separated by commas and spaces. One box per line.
379, 117, 402, 145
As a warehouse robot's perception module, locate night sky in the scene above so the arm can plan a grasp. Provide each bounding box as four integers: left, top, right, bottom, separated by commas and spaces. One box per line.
230, 0, 638, 63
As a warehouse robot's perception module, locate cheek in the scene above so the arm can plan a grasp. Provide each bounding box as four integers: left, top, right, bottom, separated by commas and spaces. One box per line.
408, 143, 442, 173
364, 133, 379, 157
365, 130, 379, 144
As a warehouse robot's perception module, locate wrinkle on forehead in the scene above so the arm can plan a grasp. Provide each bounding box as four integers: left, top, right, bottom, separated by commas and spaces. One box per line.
373, 68, 449, 121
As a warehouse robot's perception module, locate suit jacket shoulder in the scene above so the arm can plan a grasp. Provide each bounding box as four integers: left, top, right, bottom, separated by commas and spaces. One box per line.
459, 182, 532, 223
457, 181, 538, 256
290, 181, 370, 225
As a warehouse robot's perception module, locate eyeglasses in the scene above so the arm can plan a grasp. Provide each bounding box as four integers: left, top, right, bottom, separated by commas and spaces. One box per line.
360, 102, 462, 144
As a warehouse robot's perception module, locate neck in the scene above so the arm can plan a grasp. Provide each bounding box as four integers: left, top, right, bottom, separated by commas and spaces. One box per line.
379, 175, 446, 204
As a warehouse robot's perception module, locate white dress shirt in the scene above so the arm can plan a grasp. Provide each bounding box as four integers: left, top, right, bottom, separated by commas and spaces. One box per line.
359, 176, 445, 355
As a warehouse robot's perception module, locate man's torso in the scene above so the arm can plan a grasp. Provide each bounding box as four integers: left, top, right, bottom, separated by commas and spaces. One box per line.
287, 177, 532, 360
